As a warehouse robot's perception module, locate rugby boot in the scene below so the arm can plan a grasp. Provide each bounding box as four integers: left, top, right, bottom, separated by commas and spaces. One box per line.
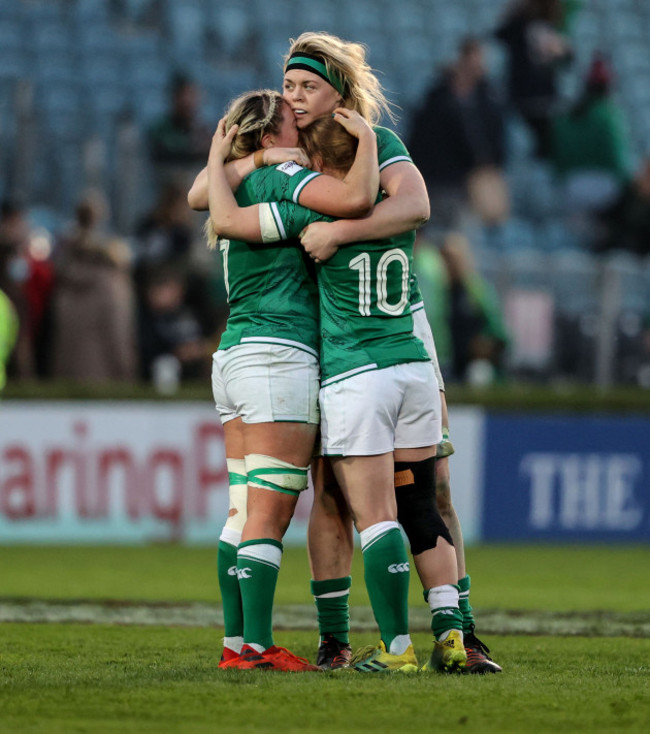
464, 632, 502, 674
263, 646, 320, 672
422, 629, 467, 673
219, 644, 274, 670
350, 640, 419, 673
218, 646, 241, 669
316, 633, 352, 670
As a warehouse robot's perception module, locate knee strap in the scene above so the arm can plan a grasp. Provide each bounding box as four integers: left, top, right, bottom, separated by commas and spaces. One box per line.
394, 456, 453, 554
245, 454, 309, 496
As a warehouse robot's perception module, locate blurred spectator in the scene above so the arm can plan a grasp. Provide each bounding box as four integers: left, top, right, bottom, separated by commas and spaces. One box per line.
134, 182, 194, 274
133, 184, 224, 370
551, 53, 629, 225
495, 0, 574, 158
147, 72, 213, 190
51, 191, 137, 382
408, 37, 509, 231
0, 288, 18, 390
0, 200, 54, 378
415, 231, 509, 384
595, 158, 650, 256
137, 266, 213, 386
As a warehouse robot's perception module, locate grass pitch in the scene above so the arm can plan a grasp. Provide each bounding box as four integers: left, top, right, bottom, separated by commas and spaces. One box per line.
1, 545, 649, 733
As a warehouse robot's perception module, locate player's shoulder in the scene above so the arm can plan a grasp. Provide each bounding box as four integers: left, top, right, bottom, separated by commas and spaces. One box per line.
373, 125, 404, 144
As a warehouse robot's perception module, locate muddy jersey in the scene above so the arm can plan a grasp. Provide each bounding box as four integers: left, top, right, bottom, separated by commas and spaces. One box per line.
217, 163, 322, 355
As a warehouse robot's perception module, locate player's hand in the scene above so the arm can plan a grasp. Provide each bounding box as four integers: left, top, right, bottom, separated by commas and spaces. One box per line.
332, 108, 375, 140
209, 117, 238, 162
263, 147, 310, 168
300, 222, 340, 262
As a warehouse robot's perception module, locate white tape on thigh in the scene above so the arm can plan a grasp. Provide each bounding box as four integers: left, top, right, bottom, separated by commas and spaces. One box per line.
245, 454, 309, 495
224, 458, 247, 533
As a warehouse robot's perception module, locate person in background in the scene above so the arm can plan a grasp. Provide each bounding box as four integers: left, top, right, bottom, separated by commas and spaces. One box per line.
133, 182, 223, 372
551, 53, 630, 238
148, 72, 213, 190
408, 37, 508, 232
137, 265, 212, 385
51, 191, 136, 383
495, 0, 574, 158
595, 157, 650, 257
0, 200, 54, 379
415, 231, 509, 385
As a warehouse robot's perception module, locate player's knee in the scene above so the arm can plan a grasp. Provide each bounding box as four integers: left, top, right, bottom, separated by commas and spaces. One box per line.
395, 456, 453, 555
245, 454, 309, 496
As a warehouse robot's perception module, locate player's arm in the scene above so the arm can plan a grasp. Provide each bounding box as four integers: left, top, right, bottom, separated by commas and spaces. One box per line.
294, 108, 379, 218
207, 120, 264, 239
300, 161, 429, 260
188, 147, 310, 210
207, 119, 313, 243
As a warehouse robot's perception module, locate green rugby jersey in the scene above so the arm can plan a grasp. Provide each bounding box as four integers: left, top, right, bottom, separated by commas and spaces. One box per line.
259, 201, 430, 385
217, 162, 322, 355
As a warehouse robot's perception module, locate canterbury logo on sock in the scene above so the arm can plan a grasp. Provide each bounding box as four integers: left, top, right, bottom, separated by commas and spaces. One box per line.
236, 568, 252, 579
388, 563, 410, 573
227, 566, 238, 576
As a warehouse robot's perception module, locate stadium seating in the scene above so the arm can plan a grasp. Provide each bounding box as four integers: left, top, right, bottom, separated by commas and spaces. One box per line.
1, 0, 649, 384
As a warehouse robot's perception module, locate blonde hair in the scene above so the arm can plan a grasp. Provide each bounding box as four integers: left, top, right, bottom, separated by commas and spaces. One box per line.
223, 88, 286, 161
299, 117, 358, 175
205, 89, 285, 249
284, 32, 395, 126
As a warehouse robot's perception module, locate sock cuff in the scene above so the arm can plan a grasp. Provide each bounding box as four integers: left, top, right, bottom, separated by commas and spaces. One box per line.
238, 540, 283, 568
458, 574, 471, 593
219, 528, 241, 547
311, 576, 352, 597
239, 538, 283, 552
359, 521, 400, 552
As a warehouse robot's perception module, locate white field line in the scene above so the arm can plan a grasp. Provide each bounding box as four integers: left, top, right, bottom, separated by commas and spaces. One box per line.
0, 600, 648, 636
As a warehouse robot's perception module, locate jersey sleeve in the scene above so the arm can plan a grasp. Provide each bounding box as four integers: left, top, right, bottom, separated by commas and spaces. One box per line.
374, 126, 413, 173
258, 201, 330, 243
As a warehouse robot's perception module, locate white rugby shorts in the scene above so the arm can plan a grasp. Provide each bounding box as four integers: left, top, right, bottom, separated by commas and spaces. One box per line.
212, 343, 320, 425
320, 361, 442, 456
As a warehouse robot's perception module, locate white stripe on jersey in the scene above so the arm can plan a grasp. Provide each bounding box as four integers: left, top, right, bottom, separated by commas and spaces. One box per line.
240, 336, 319, 358
410, 300, 425, 313
259, 202, 285, 243
292, 172, 321, 202
379, 155, 412, 171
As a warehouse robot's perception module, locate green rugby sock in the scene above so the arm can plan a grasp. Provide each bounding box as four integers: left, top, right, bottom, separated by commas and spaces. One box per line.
360, 523, 410, 650
458, 574, 476, 635
217, 538, 243, 639
238, 539, 283, 651
311, 576, 351, 645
